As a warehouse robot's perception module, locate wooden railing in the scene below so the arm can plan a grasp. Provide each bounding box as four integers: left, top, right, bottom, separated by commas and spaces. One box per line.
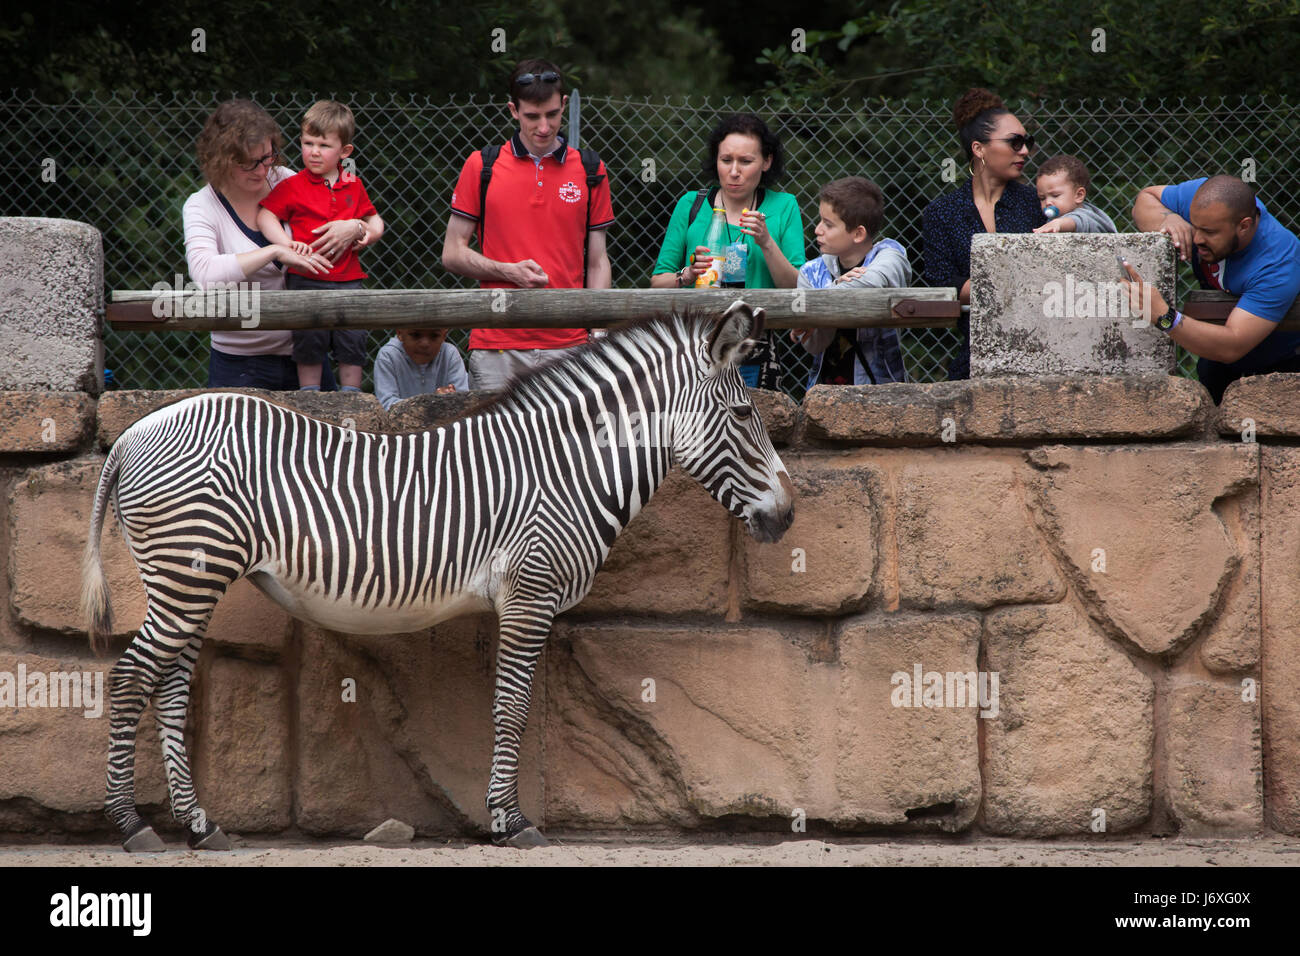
106, 288, 961, 331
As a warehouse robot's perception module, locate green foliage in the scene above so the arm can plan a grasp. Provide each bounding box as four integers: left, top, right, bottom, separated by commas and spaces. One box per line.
757, 0, 1300, 102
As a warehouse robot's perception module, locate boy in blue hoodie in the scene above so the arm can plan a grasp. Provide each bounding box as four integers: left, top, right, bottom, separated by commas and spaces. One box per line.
792, 176, 913, 386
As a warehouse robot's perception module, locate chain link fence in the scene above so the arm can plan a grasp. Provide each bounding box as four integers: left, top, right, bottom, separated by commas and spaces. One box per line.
5, 91, 1297, 396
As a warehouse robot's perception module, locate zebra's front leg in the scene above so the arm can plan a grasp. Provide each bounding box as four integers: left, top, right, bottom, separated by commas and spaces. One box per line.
486, 603, 554, 848
154, 634, 229, 850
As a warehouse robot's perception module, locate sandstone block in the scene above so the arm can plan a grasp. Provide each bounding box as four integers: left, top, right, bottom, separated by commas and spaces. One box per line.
1217, 372, 1300, 439
740, 459, 881, 614
983, 603, 1154, 836
1164, 681, 1262, 834
0, 392, 95, 453
8, 459, 146, 639
545, 617, 981, 832
294, 615, 542, 838
193, 656, 292, 832
0, 218, 103, 393
0, 651, 166, 825
385, 391, 488, 433
205, 579, 292, 654
896, 455, 1064, 609
749, 388, 800, 446
1027, 444, 1257, 657
1260, 446, 1300, 834
802, 375, 1209, 445
575, 470, 732, 617
970, 232, 1176, 376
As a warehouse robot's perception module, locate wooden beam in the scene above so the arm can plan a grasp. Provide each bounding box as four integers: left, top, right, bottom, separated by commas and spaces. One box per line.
106, 287, 960, 332
1181, 290, 1300, 328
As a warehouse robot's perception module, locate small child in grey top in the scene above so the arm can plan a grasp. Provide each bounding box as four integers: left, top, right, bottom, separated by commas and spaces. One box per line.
1033, 154, 1117, 233
373, 328, 470, 410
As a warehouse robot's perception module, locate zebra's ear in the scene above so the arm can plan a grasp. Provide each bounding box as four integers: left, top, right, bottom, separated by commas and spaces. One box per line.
708, 300, 766, 368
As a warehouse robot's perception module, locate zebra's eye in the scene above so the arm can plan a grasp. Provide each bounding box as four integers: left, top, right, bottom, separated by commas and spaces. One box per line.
731, 404, 753, 420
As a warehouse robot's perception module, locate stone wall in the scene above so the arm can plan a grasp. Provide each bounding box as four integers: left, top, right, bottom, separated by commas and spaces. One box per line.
1, 217, 1295, 845
3, 376, 1298, 842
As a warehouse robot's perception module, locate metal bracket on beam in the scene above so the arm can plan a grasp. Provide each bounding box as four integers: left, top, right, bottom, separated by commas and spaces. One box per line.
890, 298, 962, 324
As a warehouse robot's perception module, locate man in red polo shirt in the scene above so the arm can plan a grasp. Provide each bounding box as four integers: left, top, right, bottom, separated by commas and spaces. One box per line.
442, 59, 614, 390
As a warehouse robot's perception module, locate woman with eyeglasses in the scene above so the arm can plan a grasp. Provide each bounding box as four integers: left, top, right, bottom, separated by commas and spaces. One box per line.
922, 88, 1046, 380
183, 99, 338, 388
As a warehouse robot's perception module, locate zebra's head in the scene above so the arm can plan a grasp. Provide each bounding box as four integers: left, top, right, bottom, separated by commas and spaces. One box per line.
675, 301, 795, 543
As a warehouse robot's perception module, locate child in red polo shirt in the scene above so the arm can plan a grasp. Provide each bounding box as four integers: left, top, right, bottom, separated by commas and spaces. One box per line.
257, 100, 385, 391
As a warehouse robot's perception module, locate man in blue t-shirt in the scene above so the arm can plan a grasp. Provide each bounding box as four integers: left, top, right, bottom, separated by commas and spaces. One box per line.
1130, 174, 1300, 403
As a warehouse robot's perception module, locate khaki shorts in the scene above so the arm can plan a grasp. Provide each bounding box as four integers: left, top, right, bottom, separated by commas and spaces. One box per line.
468, 346, 584, 392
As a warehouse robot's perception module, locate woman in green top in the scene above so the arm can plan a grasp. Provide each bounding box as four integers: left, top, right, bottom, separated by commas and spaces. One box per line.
651, 113, 805, 291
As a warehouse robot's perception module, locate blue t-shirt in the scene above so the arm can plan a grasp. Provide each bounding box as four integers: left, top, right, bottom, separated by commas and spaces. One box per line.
1162, 178, 1300, 365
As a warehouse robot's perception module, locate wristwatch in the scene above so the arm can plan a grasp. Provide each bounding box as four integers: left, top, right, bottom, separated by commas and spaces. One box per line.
1154, 307, 1180, 332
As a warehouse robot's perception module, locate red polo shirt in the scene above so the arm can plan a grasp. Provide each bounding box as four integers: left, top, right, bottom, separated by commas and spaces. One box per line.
451, 134, 614, 350
261, 168, 377, 281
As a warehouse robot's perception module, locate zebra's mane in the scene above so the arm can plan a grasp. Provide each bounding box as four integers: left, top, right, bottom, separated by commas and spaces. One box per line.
467, 308, 716, 418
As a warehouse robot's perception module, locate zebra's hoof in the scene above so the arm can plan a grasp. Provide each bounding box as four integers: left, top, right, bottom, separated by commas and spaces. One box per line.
505, 826, 550, 849
122, 825, 166, 853
187, 823, 231, 851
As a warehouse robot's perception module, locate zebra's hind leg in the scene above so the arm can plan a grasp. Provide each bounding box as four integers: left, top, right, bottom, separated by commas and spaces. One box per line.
154, 633, 229, 851
105, 634, 173, 852
486, 603, 554, 849
106, 597, 225, 852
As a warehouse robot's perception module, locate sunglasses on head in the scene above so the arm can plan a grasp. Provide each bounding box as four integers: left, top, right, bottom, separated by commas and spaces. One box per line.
515, 71, 560, 87
986, 134, 1036, 152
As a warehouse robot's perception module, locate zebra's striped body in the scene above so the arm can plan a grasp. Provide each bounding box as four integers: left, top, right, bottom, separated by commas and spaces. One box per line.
83, 302, 794, 849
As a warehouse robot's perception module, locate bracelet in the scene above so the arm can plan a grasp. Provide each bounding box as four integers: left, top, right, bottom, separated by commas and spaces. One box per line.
677, 266, 690, 287
355, 220, 365, 241
1170, 310, 1183, 331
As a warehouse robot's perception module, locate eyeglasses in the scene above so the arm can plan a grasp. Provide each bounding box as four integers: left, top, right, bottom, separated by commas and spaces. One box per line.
515, 71, 560, 87
984, 134, 1036, 153
237, 149, 280, 172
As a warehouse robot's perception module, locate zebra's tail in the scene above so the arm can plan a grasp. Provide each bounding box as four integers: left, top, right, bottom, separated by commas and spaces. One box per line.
82, 442, 123, 655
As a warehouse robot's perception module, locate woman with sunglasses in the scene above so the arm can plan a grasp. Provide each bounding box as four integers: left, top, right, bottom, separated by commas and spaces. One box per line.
922, 88, 1046, 379
183, 99, 338, 388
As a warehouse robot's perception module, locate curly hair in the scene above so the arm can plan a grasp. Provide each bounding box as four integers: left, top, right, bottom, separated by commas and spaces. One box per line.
953, 88, 1009, 161
1038, 154, 1091, 193
702, 113, 785, 187
195, 99, 284, 187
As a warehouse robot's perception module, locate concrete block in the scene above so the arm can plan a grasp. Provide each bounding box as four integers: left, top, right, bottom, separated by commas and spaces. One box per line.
970, 233, 1177, 377
0, 218, 103, 393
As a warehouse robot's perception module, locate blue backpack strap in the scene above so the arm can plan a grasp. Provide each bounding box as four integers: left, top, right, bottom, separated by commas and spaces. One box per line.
477, 143, 502, 247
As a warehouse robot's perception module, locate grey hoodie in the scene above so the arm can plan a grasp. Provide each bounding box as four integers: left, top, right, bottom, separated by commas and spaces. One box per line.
1057, 200, 1117, 233
373, 335, 470, 410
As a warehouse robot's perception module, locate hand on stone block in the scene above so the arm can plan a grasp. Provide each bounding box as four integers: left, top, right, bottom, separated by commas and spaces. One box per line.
1119, 261, 1170, 325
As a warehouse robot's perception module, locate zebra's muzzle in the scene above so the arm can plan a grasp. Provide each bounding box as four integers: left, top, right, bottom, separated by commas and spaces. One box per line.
747, 470, 796, 543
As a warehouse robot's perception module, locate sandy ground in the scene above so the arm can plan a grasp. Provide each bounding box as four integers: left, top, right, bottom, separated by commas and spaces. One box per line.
4, 832, 1299, 866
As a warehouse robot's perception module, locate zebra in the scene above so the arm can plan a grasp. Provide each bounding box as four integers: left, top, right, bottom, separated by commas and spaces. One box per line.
82, 300, 795, 851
